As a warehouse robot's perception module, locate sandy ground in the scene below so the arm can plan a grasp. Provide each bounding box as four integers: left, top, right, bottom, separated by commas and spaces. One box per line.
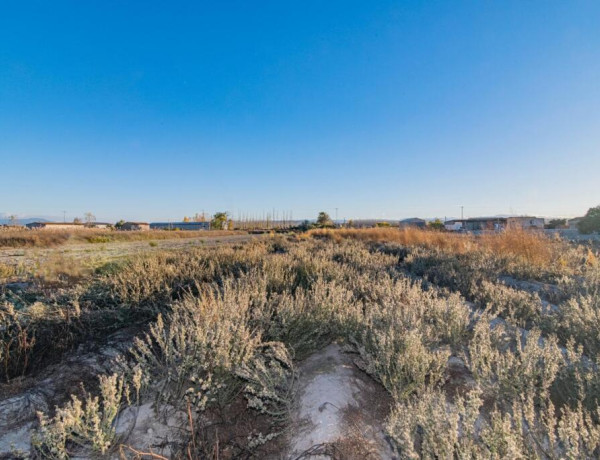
286, 343, 395, 459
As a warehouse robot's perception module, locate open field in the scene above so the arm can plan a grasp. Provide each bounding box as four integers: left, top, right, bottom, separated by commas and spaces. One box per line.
0, 228, 243, 249
1, 229, 599, 458
0, 232, 260, 283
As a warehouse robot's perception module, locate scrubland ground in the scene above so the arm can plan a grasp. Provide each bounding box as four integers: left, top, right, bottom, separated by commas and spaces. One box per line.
0, 233, 259, 282
1, 228, 599, 459
0, 229, 244, 250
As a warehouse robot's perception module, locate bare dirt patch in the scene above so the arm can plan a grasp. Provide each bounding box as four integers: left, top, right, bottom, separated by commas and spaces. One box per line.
286, 343, 394, 459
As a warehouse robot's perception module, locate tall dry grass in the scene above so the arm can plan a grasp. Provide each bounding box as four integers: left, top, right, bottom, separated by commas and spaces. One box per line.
308, 227, 568, 268
0, 229, 72, 248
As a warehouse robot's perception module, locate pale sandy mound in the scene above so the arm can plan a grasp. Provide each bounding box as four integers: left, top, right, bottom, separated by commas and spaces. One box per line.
286, 343, 395, 459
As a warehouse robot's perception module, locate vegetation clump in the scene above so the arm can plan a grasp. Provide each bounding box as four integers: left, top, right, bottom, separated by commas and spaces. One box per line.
578, 205, 600, 234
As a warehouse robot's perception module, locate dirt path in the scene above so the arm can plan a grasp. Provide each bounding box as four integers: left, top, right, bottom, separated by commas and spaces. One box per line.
286, 343, 395, 459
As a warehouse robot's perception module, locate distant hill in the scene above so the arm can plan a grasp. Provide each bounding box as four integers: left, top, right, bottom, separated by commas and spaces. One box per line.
0, 216, 51, 225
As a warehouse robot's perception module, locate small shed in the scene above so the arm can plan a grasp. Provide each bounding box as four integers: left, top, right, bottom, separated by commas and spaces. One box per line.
444, 220, 463, 231
150, 222, 210, 231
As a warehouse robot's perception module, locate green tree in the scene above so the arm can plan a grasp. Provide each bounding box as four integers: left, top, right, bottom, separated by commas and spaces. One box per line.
546, 218, 567, 229
115, 220, 125, 229
316, 212, 333, 228
376, 221, 391, 228
299, 220, 312, 231
578, 206, 600, 234
8, 215, 18, 226
211, 212, 228, 230
428, 219, 445, 231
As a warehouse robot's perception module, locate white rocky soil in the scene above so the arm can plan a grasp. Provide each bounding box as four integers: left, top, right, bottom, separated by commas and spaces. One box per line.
285, 343, 395, 459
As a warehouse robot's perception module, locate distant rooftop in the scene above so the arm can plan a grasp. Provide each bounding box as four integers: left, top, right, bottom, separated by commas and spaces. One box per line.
31, 221, 85, 225
400, 217, 426, 223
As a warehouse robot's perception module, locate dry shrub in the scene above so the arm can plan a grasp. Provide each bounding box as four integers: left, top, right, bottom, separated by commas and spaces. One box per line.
356, 329, 449, 400
130, 278, 296, 457
0, 262, 17, 279
586, 249, 598, 267
131, 283, 263, 408
34, 253, 92, 285
386, 386, 600, 459
553, 294, 600, 356
548, 265, 600, 355
0, 303, 36, 380
386, 388, 483, 459
467, 319, 563, 405
32, 371, 143, 458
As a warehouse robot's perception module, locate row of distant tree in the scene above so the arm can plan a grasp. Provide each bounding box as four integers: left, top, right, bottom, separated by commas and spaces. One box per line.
5, 206, 600, 234
577, 205, 600, 234
69, 212, 97, 224
310, 207, 600, 235
77, 211, 231, 230
544, 205, 600, 234
297, 212, 447, 231
150, 206, 600, 233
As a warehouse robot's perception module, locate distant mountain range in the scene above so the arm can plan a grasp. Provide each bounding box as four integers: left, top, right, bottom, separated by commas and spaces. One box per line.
0, 216, 50, 225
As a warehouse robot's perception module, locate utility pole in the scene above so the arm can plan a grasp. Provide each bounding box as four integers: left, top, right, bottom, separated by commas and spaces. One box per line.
335, 207, 338, 224
460, 205, 464, 220
63, 210, 66, 223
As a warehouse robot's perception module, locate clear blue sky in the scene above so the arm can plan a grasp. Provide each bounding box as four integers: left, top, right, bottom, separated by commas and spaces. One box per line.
1, 1, 599, 222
